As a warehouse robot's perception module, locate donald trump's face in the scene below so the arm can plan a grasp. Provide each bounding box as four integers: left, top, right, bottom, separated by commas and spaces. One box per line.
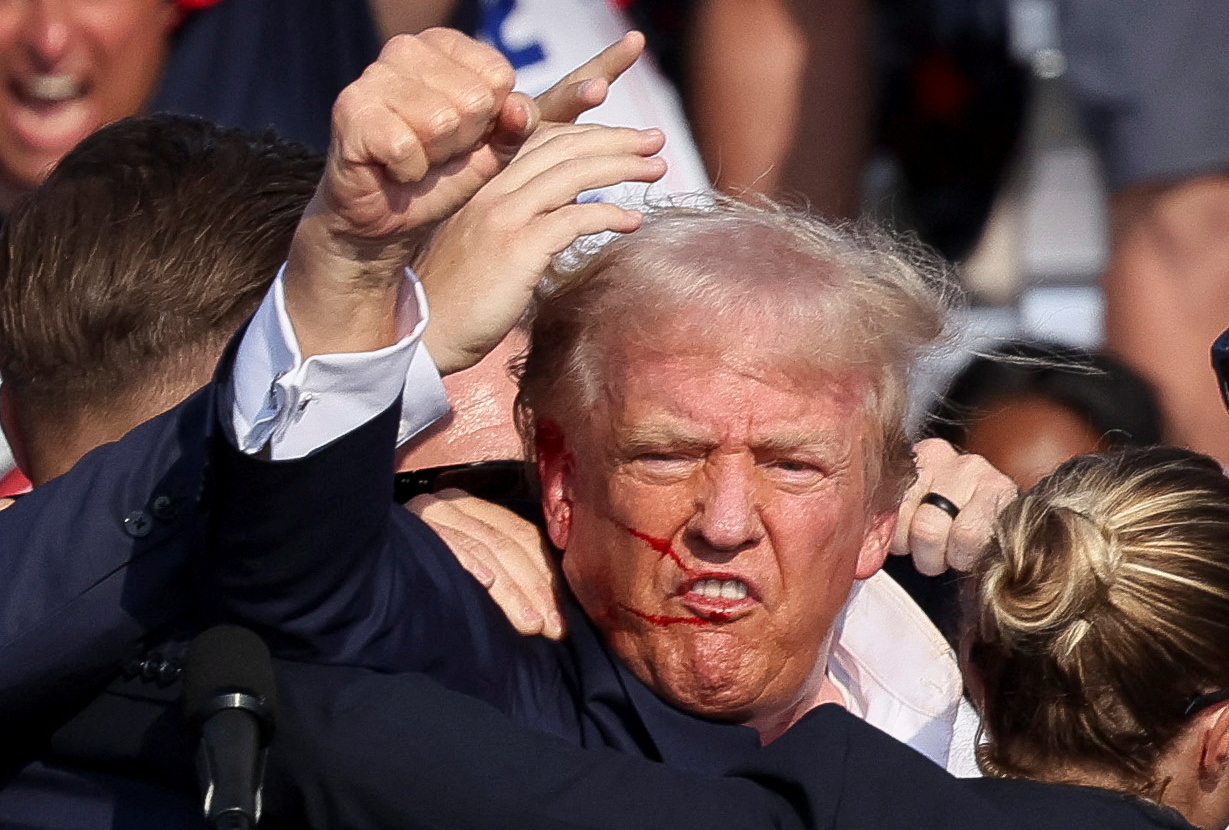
539, 311, 896, 739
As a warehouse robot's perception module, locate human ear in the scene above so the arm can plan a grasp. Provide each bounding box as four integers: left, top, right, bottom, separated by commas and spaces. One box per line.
536, 420, 574, 550
854, 509, 898, 579
1197, 704, 1229, 783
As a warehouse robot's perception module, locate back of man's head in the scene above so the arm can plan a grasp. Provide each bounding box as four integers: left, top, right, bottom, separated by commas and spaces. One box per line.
0, 113, 322, 483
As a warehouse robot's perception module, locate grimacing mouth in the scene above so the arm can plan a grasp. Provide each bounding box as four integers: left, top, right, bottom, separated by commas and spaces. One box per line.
12, 73, 88, 107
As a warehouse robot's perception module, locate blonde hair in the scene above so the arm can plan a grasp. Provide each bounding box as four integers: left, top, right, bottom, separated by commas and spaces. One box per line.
514, 196, 958, 510
969, 446, 1229, 791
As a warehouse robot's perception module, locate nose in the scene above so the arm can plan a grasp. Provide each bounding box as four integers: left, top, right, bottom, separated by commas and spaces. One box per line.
21, 0, 73, 66
689, 455, 764, 554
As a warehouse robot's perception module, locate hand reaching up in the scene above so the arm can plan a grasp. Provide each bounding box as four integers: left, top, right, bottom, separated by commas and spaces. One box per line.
417, 121, 666, 374
285, 29, 538, 359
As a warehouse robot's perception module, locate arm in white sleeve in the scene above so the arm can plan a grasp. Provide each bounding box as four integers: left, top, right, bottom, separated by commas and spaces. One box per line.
229, 266, 449, 460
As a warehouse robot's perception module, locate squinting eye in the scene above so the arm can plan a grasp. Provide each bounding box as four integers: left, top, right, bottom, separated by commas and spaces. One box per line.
771, 459, 813, 473
630, 452, 701, 478
770, 459, 818, 474
637, 452, 695, 466
764, 459, 826, 488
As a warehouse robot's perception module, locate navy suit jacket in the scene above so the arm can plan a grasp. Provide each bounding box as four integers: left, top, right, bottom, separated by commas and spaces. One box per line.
202, 394, 768, 775
0, 387, 214, 759
0, 374, 1190, 830
265, 665, 1183, 830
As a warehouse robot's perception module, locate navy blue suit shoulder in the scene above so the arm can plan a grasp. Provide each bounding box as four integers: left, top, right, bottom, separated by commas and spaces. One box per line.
967, 777, 1198, 829
0, 386, 213, 739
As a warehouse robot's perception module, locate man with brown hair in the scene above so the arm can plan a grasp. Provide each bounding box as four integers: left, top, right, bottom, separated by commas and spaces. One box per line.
0, 113, 323, 486
0, 25, 565, 827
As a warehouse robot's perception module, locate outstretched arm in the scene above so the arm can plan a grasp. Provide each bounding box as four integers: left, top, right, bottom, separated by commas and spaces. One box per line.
285, 27, 537, 365
208, 35, 665, 669
205, 30, 544, 664
270, 661, 1023, 830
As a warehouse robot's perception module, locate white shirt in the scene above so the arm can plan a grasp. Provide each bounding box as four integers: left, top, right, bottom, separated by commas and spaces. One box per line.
228, 266, 448, 459
829, 571, 982, 776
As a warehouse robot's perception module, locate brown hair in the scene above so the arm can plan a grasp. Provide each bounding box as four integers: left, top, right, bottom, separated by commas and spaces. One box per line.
968, 446, 1229, 792
514, 195, 958, 510
0, 113, 322, 434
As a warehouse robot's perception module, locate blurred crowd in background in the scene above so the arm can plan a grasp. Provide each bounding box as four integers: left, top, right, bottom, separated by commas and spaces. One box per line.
0, 0, 1224, 502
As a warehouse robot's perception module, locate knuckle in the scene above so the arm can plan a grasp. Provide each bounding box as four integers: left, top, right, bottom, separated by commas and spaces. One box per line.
417, 26, 453, 42
454, 81, 498, 120
423, 103, 463, 139
914, 437, 956, 462
484, 58, 516, 94
483, 210, 519, 238
331, 85, 365, 125
910, 512, 949, 546
949, 523, 987, 558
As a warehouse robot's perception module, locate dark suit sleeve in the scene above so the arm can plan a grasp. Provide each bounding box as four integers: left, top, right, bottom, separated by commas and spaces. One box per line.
200, 385, 533, 691
267, 666, 1027, 830
268, 660, 808, 830
0, 388, 211, 743
735, 707, 1024, 830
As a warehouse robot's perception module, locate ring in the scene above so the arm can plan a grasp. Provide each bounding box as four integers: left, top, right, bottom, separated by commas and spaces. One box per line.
920, 492, 961, 520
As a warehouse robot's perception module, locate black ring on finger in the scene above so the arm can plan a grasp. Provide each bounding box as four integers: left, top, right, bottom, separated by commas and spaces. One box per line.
919, 491, 961, 520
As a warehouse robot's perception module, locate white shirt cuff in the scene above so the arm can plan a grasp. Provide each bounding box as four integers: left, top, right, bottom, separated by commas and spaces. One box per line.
230, 265, 449, 460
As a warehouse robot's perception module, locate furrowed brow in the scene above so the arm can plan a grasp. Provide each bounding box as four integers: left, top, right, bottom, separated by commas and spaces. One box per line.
751, 430, 848, 457
616, 422, 714, 455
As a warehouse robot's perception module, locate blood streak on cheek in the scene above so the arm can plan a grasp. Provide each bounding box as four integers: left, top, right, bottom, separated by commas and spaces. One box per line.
626, 527, 692, 574
618, 528, 735, 627
619, 604, 712, 627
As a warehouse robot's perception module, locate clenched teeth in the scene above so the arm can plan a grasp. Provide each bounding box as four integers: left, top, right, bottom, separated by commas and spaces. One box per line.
27, 75, 81, 102
689, 578, 748, 601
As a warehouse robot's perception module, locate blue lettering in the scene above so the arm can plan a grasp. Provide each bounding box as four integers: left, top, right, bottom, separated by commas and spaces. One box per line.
478, 0, 547, 70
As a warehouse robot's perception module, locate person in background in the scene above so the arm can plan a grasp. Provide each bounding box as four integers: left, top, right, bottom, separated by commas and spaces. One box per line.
629, 0, 872, 218
888, 339, 1161, 641
1059, 0, 1229, 467
966, 445, 1229, 830
0, 0, 695, 486
926, 341, 1164, 490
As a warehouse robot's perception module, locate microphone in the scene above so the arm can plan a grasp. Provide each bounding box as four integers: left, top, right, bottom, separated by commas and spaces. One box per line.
184, 625, 278, 830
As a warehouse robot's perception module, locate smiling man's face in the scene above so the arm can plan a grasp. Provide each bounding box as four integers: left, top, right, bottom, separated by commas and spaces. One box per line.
0, 0, 177, 210
539, 314, 897, 737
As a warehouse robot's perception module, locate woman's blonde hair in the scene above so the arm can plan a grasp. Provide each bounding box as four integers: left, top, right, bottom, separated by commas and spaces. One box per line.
968, 446, 1229, 792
